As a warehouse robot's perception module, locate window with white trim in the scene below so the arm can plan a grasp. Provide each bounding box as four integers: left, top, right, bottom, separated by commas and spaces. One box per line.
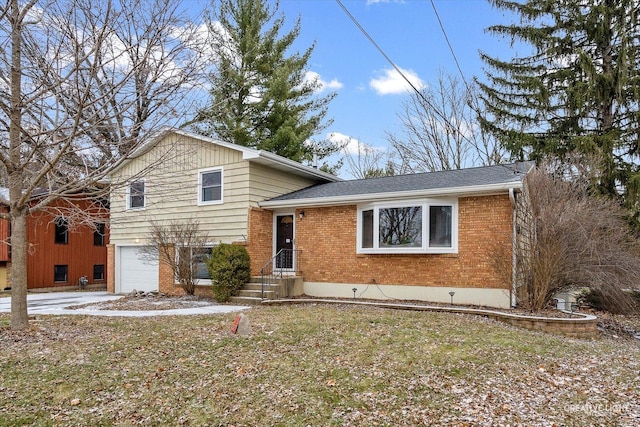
176, 246, 213, 283
194, 247, 213, 280
198, 167, 223, 205
357, 200, 457, 254
128, 180, 145, 209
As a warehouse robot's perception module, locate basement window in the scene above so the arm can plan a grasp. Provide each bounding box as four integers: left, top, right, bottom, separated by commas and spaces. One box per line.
357, 199, 457, 254
93, 264, 105, 281
54, 265, 68, 283
176, 246, 213, 284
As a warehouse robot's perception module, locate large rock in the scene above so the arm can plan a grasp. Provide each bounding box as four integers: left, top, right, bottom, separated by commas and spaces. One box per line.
231, 313, 252, 335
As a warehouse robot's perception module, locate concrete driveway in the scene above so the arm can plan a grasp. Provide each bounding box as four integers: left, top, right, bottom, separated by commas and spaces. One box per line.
0, 291, 249, 317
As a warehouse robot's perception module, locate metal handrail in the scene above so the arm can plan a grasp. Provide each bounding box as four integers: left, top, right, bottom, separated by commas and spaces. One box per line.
260, 249, 301, 299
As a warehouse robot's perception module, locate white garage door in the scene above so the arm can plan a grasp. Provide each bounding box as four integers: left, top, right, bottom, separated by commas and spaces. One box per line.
118, 246, 159, 293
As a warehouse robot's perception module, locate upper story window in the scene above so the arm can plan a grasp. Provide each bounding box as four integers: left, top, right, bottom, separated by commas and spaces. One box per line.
357, 199, 457, 254
128, 180, 145, 209
198, 167, 223, 205
94, 223, 106, 246
54, 217, 68, 245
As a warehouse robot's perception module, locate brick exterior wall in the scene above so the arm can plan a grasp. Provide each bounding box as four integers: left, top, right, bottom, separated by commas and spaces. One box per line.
287, 194, 512, 290
158, 245, 178, 295
106, 244, 115, 293
246, 206, 274, 275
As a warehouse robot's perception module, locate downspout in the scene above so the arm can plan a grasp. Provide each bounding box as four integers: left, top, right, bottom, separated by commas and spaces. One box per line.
509, 187, 517, 308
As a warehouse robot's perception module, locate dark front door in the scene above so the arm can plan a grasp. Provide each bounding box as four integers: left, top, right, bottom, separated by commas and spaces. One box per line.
276, 214, 294, 269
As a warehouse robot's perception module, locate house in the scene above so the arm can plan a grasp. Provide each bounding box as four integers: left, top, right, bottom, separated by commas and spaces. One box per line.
257, 162, 533, 309
106, 128, 340, 294
107, 128, 533, 309
0, 190, 109, 290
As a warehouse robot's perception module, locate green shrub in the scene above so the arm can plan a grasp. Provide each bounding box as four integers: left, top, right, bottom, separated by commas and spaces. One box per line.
207, 243, 251, 302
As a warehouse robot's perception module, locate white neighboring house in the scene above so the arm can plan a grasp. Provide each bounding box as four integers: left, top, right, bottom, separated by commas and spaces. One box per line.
106, 128, 340, 294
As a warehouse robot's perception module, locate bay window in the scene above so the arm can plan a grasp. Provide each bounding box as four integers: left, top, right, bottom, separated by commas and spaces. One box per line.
357, 200, 457, 254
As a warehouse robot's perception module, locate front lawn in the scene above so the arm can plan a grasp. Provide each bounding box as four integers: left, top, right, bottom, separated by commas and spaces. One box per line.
1, 304, 638, 426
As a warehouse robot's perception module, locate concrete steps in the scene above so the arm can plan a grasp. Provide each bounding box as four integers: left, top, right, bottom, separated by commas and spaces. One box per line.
229, 276, 303, 305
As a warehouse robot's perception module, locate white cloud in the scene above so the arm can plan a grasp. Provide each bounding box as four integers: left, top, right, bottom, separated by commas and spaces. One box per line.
370, 67, 425, 95
304, 71, 343, 93
327, 132, 385, 155
328, 132, 359, 154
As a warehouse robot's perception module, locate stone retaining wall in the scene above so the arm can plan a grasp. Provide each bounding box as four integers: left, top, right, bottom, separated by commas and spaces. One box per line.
263, 299, 598, 339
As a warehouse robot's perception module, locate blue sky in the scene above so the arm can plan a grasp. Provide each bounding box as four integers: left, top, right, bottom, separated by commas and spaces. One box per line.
280, 0, 518, 172
188, 0, 519, 175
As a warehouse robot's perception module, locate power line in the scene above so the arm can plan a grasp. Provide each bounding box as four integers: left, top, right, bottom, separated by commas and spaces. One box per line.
334, 0, 424, 101
334, 0, 489, 159
429, 0, 473, 95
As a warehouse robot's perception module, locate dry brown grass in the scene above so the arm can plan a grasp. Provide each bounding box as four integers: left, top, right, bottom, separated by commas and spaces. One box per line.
1, 304, 639, 426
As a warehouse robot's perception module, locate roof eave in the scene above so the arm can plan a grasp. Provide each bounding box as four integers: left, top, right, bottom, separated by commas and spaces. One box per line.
248, 150, 343, 182
259, 181, 524, 209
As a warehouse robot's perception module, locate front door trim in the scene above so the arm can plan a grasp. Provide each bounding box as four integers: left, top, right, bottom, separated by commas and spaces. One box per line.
273, 212, 295, 272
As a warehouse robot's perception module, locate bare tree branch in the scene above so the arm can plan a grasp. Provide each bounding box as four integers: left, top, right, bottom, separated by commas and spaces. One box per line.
388, 71, 506, 173
512, 162, 640, 312
1, 0, 205, 329
139, 219, 211, 296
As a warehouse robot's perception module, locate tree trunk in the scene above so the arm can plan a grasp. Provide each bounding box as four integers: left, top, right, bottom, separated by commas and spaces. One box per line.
10, 213, 28, 330
8, 0, 28, 330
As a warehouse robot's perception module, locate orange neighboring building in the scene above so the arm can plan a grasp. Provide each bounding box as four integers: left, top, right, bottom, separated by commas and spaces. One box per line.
0, 193, 109, 290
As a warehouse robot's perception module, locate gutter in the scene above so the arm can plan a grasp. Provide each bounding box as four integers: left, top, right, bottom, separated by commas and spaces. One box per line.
260, 181, 524, 209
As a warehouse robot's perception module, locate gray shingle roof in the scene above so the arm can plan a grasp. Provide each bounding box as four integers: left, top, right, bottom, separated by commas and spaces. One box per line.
265, 162, 534, 204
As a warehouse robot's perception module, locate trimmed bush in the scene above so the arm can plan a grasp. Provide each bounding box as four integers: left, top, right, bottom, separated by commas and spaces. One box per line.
207, 243, 251, 303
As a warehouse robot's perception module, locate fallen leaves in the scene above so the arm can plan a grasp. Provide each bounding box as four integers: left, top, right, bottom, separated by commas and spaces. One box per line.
0, 305, 638, 426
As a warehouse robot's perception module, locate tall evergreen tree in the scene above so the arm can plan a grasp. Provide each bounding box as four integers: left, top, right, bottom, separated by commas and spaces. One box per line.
191, 0, 337, 163
477, 0, 640, 215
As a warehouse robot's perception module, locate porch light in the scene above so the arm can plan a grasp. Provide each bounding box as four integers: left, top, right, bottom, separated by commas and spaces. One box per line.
299, 210, 305, 220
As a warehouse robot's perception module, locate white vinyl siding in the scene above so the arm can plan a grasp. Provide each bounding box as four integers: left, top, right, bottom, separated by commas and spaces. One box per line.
248, 162, 317, 202
109, 133, 318, 245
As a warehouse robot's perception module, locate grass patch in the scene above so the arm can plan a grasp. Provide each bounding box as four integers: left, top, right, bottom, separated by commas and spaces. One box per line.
0, 305, 638, 426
